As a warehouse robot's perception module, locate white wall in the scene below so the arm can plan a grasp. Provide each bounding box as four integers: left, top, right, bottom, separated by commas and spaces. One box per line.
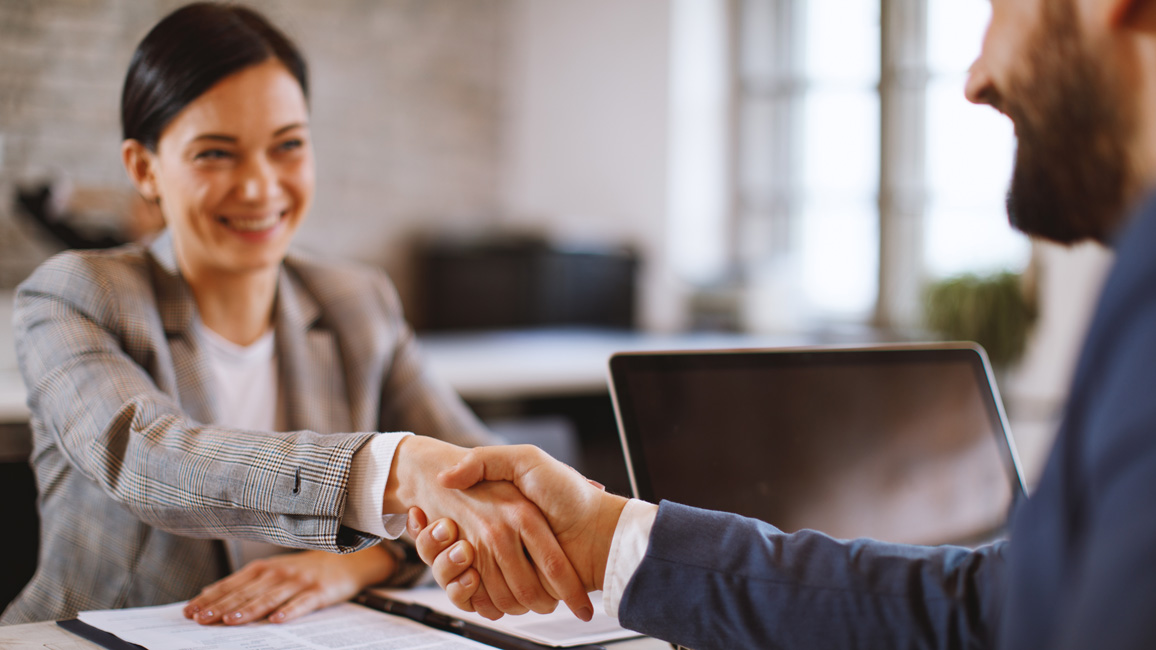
498, 0, 681, 330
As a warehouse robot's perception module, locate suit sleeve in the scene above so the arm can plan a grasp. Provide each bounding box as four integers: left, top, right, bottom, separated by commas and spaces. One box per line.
1049, 293, 1156, 649
14, 252, 379, 553
619, 501, 1007, 650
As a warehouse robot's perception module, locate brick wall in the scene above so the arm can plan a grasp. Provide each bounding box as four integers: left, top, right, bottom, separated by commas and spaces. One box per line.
0, 0, 509, 308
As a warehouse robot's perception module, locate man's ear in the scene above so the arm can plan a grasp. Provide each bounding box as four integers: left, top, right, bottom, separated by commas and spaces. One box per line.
121, 139, 160, 204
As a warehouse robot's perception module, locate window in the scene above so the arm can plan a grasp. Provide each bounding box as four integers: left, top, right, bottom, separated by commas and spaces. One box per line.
732, 0, 1028, 330
925, 0, 1026, 278
796, 0, 880, 318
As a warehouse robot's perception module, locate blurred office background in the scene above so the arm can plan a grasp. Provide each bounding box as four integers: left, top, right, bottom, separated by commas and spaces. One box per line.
0, 0, 1115, 607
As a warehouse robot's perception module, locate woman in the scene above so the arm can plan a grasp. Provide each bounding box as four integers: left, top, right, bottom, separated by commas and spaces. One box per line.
4, 2, 588, 626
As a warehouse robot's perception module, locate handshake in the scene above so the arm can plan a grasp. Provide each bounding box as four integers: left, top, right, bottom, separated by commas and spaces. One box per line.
387, 438, 630, 623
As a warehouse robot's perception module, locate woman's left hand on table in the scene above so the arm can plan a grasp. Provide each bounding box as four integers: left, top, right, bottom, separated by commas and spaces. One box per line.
183, 545, 396, 625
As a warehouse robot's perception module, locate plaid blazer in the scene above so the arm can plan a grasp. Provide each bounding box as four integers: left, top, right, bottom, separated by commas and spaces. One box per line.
2, 232, 493, 623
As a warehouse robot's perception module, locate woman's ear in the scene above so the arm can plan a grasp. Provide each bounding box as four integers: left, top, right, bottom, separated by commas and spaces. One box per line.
121, 139, 160, 204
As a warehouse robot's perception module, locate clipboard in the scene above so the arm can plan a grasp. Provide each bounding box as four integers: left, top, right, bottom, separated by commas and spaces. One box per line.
354, 592, 608, 650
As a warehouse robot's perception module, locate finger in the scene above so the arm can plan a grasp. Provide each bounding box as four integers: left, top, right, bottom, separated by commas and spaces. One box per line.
415, 518, 460, 568
510, 507, 587, 618
520, 526, 587, 619
185, 563, 264, 618
407, 507, 429, 537
219, 580, 306, 625
269, 588, 328, 624
193, 571, 284, 625
480, 513, 557, 615
431, 540, 474, 590
445, 568, 481, 612
473, 543, 530, 618
439, 446, 537, 490
469, 583, 506, 621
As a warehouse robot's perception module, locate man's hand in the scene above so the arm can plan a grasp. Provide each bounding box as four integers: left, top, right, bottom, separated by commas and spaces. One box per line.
183, 546, 395, 625
437, 445, 629, 595
382, 437, 591, 621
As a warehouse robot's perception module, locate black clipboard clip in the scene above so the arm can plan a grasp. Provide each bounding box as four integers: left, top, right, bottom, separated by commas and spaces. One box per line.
58, 618, 147, 650
354, 592, 608, 650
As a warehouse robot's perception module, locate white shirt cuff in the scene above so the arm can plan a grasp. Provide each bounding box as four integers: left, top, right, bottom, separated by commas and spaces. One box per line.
344, 432, 413, 539
602, 499, 658, 619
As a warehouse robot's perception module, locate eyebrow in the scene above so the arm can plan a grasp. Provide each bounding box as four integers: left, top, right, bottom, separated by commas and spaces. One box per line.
191, 122, 309, 143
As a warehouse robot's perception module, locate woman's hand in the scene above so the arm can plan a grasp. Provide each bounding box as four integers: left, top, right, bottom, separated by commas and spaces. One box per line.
407, 508, 483, 612
183, 545, 396, 625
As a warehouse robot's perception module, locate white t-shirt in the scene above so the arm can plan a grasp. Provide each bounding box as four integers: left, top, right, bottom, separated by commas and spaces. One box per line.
201, 325, 284, 570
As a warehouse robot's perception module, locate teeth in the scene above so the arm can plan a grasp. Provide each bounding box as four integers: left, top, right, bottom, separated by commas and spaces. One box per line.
222, 212, 282, 232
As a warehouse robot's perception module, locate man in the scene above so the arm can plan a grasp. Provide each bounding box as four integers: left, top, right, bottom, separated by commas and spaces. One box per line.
409, 0, 1156, 647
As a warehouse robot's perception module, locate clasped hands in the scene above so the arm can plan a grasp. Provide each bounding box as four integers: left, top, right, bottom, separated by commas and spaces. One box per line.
183, 437, 623, 625
405, 441, 629, 622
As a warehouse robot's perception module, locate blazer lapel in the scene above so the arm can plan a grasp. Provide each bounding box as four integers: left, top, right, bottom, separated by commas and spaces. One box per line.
274, 268, 354, 434
146, 235, 357, 435
147, 231, 219, 425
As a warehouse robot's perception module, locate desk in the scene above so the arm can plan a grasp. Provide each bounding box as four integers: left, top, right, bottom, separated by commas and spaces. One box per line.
0, 619, 673, 649
418, 328, 816, 402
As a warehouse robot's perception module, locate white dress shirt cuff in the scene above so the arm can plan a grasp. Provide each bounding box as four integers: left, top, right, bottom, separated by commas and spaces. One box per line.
344, 432, 414, 539
602, 499, 659, 619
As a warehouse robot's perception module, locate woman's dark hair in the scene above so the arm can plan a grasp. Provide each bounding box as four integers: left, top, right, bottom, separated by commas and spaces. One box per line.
121, 2, 308, 151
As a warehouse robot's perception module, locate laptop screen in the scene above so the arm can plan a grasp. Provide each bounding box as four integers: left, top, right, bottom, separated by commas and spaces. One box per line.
609, 345, 1026, 546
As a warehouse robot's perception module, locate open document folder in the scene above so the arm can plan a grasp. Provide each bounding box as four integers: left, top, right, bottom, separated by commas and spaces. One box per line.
365, 586, 640, 647
62, 590, 638, 650
67, 602, 494, 650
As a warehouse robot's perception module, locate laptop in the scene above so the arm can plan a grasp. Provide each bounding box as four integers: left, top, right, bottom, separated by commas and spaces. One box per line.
608, 343, 1028, 546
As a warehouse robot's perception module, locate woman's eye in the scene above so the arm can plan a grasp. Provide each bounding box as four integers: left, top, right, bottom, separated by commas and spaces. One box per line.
193, 149, 232, 161
276, 138, 304, 153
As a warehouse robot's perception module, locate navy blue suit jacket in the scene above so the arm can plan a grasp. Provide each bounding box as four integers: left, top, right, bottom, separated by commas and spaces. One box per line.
619, 195, 1156, 649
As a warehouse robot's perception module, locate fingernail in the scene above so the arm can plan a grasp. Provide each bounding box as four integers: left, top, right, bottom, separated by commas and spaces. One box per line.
271, 611, 285, 623
578, 606, 593, 622
201, 610, 215, 618
231, 611, 243, 620
432, 521, 450, 542
449, 544, 466, 564
460, 573, 475, 589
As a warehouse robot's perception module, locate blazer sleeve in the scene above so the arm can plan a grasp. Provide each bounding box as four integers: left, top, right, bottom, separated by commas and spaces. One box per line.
619, 501, 1007, 650
15, 252, 379, 553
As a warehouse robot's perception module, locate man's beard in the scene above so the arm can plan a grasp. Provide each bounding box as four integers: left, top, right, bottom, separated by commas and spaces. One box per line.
1004, 0, 1135, 245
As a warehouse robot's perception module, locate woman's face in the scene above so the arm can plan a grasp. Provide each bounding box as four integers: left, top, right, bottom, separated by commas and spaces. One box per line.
125, 59, 314, 279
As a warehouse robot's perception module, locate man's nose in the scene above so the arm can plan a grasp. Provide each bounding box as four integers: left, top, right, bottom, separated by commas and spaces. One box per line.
965, 57, 994, 106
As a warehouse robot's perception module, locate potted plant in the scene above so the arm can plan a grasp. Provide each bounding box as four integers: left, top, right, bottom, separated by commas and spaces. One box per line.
923, 269, 1038, 369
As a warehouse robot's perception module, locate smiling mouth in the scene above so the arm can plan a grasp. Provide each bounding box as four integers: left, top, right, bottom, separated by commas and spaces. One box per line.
217, 211, 286, 232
